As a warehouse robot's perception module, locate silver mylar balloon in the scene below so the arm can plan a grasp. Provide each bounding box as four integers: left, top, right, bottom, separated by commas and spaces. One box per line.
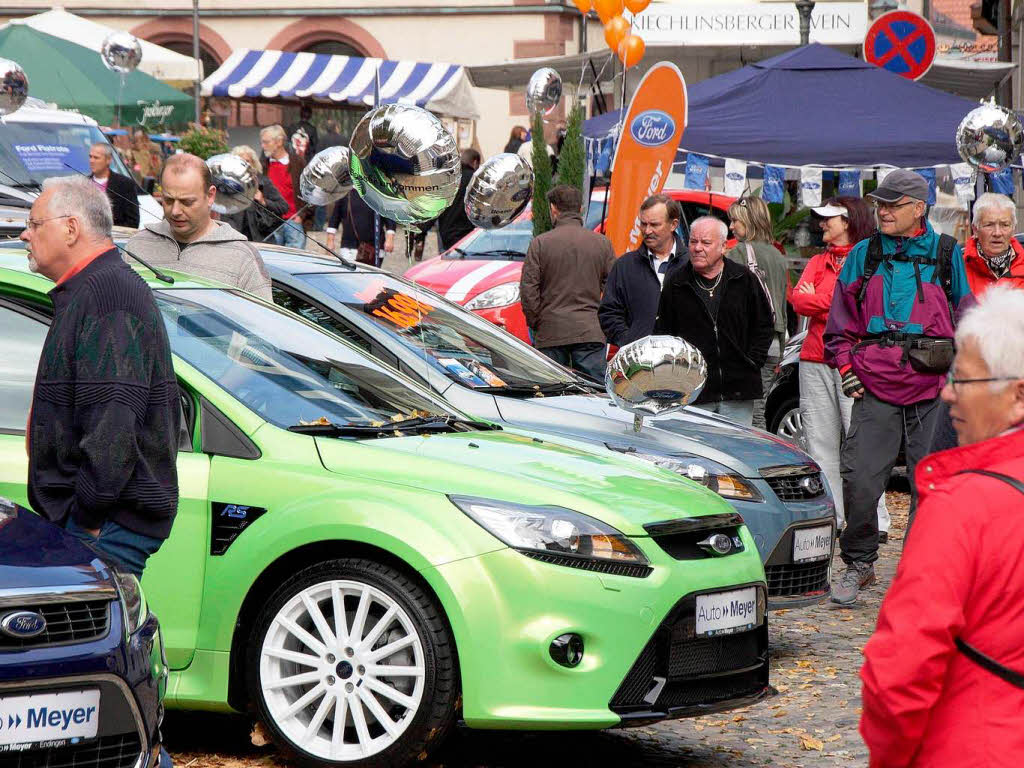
525, 67, 562, 117
206, 153, 257, 215
956, 102, 1024, 173
348, 104, 460, 224
464, 153, 533, 229
0, 59, 28, 117
101, 31, 143, 74
606, 336, 707, 432
299, 145, 353, 207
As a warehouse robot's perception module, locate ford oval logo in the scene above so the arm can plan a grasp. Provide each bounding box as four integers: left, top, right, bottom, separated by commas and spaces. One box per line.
629, 110, 675, 147
1, 610, 47, 639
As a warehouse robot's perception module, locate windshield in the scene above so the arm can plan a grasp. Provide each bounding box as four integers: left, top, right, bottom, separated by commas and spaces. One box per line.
0, 120, 133, 189
445, 196, 607, 260
156, 288, 456, 429
297, 272, 580, 390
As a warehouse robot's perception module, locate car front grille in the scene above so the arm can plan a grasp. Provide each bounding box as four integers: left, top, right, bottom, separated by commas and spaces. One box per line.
644, 514, 746, 561
610, 587, 769, 716
0, 600, 111, 649
766, 560, 830, 598
760, 465, 826, 502
0, 733, 142, 768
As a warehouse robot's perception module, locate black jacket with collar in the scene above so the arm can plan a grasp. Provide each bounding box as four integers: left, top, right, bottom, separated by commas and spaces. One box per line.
654, 257, 774, 403
598, 233, 688, 347
92, 171, 139, 229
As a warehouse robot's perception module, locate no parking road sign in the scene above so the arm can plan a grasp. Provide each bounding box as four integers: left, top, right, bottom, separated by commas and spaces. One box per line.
864, 10, 936, 81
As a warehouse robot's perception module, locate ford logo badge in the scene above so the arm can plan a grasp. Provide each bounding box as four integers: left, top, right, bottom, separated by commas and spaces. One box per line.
1, 610, 47, 639
629, 110, 675, 148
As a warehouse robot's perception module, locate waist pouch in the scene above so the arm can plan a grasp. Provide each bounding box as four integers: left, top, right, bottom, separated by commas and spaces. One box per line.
854, 334, 954, 375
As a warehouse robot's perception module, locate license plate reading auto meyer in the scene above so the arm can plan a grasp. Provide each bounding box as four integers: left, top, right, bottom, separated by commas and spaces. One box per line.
695, 586, 758, 637
0, 689, 100, 750
793, 525, 832, 563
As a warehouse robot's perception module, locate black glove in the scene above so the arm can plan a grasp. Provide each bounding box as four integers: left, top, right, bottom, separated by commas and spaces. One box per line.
841, 370, 864, 398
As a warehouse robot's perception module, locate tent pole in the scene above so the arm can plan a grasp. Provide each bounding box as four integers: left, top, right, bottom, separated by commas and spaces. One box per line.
192, 0, 202, 125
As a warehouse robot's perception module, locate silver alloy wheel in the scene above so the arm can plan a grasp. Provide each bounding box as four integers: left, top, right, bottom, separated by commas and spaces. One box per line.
777, 406, 805, 449
260, 579, 426, 762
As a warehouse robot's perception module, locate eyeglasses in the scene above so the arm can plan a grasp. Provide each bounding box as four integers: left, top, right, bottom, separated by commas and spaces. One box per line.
871, 200, 918, 212
25, 215, 71, 231
946, 372, 1022, 391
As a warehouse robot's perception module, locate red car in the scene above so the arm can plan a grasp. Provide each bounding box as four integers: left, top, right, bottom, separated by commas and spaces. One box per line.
405, 189, 737, 345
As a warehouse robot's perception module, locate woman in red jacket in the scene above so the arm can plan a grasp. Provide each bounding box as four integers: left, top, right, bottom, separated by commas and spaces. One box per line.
791, 197, 889, 536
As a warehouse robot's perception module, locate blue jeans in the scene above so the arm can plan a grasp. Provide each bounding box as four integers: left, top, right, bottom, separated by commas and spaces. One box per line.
272, 220, 306, 250
539, 342, 607, 383
65, 518, 163, 576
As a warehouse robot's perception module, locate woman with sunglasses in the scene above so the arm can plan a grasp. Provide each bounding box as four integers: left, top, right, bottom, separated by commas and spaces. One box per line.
791, 196, 889, 538
725, 196, 788, 429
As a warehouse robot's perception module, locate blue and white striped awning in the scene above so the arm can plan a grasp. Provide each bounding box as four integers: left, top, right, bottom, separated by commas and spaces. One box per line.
201, 49, 479, 120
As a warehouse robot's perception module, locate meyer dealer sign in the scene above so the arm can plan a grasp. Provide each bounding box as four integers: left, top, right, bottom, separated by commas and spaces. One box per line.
635, 2, 868, 46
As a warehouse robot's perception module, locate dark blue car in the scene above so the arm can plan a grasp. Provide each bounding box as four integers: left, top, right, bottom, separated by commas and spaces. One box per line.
0, 498, 168, 767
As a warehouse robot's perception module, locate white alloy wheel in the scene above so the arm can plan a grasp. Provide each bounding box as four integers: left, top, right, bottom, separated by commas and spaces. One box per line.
259, 579, 427, 762
777, 406, 805, 449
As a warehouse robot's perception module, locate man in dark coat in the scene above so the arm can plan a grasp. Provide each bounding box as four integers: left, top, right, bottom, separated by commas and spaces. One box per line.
654, 216, 773, 427
599, 193, 688, 347
326, 190, 395, 265
88, 142, 139, 228
436, 149, 481, 251
520, 184, 615, 381
223, 145, 289, 243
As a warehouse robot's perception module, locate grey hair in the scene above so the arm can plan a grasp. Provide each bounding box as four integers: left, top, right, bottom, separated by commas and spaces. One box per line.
972, 192, 1017, 228
231, 144, 262, 175
955, 283, 1024, 391
690, 215, 728, 242
40, 175, 113, 239
90, 142, 113, 160
260, 124, 287, 144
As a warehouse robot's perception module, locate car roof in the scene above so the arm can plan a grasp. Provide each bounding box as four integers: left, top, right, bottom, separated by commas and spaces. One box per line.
258, 244, 383, 276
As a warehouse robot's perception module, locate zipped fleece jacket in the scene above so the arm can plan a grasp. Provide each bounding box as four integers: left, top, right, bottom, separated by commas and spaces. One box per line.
823, 223, 970, 405
860, 427, 1024, 767
29, 249, 180, 539
125, 220, 273, 301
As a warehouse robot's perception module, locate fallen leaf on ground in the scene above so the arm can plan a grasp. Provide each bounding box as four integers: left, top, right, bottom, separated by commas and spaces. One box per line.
800, 734, 825, 751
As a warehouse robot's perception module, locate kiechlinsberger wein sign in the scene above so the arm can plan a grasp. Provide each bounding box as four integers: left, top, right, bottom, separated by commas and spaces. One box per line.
635, 2, 867, 46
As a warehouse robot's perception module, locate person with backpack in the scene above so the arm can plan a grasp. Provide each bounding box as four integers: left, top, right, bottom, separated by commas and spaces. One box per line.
860, 284, 1024, 767
824, 170, 970, 605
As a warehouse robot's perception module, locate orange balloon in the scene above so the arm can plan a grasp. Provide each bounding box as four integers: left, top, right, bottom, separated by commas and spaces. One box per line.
617, 34, 645, 68
604, 16, 630, 51
594, 0, 625, 24
624, 0, 651, 13
571, 0, 592, 14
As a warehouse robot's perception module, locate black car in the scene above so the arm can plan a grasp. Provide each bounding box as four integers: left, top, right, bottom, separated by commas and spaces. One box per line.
764, 332, 805, 446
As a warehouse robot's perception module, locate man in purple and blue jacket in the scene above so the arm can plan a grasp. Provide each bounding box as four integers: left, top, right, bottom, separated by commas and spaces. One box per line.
824, 170, 970, 605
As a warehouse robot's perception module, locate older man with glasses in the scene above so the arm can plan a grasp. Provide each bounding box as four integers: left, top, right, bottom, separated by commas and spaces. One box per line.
823, 170, 971, 605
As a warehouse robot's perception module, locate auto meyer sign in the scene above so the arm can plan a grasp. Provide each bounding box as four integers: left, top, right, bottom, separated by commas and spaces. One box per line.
635, 2, 867, 46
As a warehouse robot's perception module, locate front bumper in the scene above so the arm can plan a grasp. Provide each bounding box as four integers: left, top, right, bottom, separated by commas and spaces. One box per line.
426, 528, 769, 730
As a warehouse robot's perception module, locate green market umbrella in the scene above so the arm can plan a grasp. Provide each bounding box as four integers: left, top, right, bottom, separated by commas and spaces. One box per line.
0, 24, 193, 127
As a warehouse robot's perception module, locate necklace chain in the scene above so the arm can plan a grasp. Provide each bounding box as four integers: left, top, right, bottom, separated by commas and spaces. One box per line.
695, 270, 724, 295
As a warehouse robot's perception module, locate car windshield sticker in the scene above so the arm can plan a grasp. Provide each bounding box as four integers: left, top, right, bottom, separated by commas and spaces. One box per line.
435, 356, 506, 388
13, 143, 89, 176
361, 288, 436, 330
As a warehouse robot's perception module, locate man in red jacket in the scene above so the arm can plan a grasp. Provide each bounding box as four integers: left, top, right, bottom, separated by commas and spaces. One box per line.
860, 282, 1024, 767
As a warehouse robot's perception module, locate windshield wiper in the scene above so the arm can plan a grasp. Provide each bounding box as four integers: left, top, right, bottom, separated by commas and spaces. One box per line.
450, 248, 525, 261
476, 381, 594, 396
288, 416, 500, 438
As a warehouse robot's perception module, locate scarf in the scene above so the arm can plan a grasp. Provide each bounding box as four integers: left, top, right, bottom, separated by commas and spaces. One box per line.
827, 243, 854, 270
984, 245, 1015, 278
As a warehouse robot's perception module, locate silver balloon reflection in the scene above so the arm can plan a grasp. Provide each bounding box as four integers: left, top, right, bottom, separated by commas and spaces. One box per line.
206, 153, 257, 215
348, 104, 460, 224
956, 102, 1024, 173
464, 153, 533, 229
525, 68, 562, 117
605, 336, 707, 433
299, 145, 353, 207
0, 59, 28, 117
100, 31, 143, 74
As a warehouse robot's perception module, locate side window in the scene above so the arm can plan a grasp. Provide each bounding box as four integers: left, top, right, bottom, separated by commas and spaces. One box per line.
272, 286, 372, 354
0, 305, 47, 433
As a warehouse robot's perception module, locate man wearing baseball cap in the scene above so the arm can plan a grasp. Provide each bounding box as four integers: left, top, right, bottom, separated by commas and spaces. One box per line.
823, 170, 971, 605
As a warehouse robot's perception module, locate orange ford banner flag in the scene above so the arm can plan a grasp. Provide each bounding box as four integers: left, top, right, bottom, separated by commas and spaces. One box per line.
605, 62, 687, 257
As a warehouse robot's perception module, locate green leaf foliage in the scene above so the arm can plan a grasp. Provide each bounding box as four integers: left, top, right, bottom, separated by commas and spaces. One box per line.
558, 102, 586, 197
531, 110, 554, 237
178, 126, 230, 160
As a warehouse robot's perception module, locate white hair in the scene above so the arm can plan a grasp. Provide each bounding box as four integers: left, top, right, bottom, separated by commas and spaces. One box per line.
972, 192, 1017, 228
40, 175, 113, 239
259, 124, 287, 144
231, 144, 262, 175
955, 283, 1024, 390
90, 142, 113, 160
690, 215, 728, 242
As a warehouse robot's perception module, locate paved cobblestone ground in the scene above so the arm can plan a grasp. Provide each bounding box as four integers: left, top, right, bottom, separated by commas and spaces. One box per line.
166, 491, 909, 768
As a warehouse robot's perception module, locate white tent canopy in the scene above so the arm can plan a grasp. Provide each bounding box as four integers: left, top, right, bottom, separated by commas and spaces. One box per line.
3, 8, 202, 83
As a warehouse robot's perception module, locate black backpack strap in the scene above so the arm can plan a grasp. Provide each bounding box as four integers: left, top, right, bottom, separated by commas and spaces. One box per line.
935, 233, 957, 320
855, 234, 885, 309
951, 468, 1024, 689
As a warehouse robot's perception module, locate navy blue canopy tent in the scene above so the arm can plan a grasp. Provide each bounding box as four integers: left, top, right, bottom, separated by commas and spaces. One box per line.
584, 44, 979, 169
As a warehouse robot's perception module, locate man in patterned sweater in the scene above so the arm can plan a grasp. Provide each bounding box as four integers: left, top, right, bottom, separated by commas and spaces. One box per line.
22, 176, 179, 575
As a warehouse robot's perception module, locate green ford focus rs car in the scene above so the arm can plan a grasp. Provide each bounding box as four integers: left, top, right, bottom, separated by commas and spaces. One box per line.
0, 252, 771, 767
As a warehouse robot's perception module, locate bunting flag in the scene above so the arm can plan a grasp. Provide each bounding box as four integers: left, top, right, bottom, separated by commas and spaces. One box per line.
800, 167, 822, 207
914, 168, 937, 205
951, 163, 976, 205
762, 165, 785, 203
838, 170, 861, 197
989, 168, 1015, 196
876, 168, 894, 187
724, 158, 747, 197
685, 153, 710, 191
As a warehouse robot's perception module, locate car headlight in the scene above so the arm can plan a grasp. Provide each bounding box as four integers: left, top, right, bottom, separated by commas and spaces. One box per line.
112, 569, 149, 635
450, 495, 649, 566
605, 446, 764, 502
464, 282, 520, 310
